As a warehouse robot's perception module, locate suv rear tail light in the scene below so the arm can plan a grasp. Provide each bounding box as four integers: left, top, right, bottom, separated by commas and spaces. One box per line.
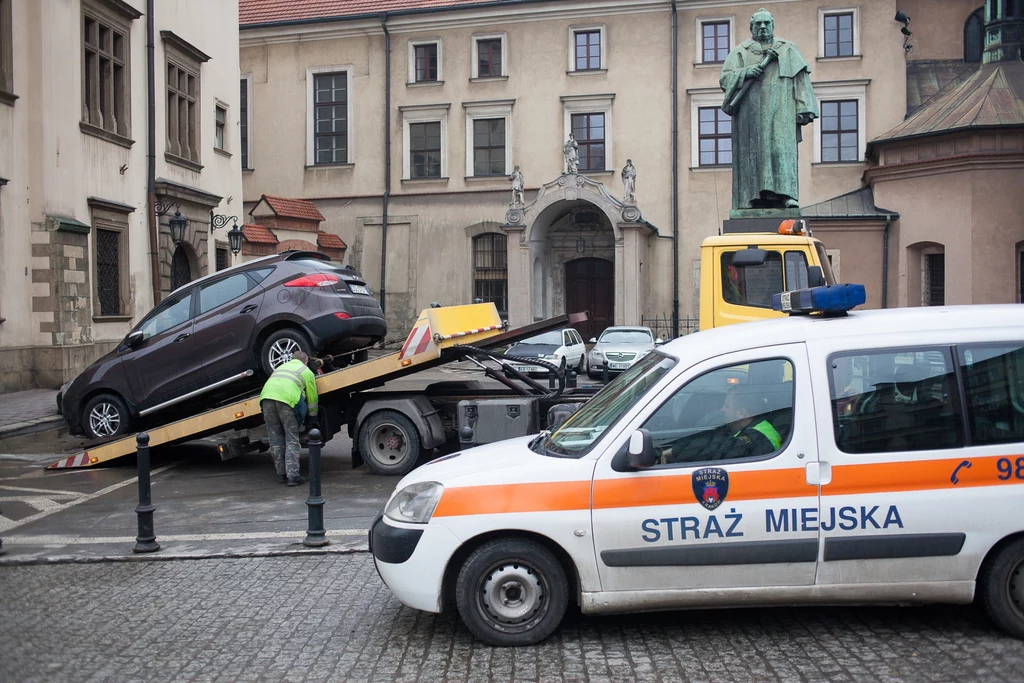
284, 273, 339, 288
334, 312, 351, 320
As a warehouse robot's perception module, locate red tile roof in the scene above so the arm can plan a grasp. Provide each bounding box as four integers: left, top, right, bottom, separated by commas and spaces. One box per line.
277, 239, 320, 252
259, 194, 326, 222
241, 224, 279, 245
317, 232, 348, 249
240, 0, 502, 26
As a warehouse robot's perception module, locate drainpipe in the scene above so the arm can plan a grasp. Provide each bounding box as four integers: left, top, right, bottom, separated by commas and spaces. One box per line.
379, 14, 391, 315
882, 215, 892, 308
670, 0, 680, 338
146, 0, 161, 305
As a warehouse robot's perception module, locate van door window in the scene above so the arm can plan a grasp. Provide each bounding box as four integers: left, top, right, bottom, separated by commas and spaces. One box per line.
784, 251, 809, 290
958, 343, 1024, 445
721, 251, 782, 308
643, 358, 794, 465
829, 348, 963, 453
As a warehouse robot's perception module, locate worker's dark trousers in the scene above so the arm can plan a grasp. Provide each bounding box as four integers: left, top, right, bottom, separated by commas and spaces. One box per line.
261, 399, 301, 479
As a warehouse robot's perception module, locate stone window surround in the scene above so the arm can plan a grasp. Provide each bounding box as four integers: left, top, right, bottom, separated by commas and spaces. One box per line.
567, 24, 606, 73
88, 198, 134, 321
305, 64, 354, 167
214, 99, 229, 156
0, 0, 15, 106
561, 93, 614, 172
80, 0, 141, 145
401, 103, 450, 181
464, 99, 514, 178
408, 38, 443, 85
812, 79, 868, 164
817, 6, 861, 60
471, 32, 507, 79
687, 87, 727, 169
240, 73, 254, 169
695, 15, 735, 66
162, 30, 211, 173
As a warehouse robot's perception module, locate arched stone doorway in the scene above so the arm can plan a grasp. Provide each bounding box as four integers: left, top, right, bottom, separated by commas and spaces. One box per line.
170, 243, 195, 290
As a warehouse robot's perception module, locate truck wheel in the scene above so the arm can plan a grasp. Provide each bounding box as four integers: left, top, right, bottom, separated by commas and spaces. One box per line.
980, 537, 1024, 639
82, 393, 132, 440
260, 328, 313, 376
358, 410, 422, 475
456, 538, 568, 647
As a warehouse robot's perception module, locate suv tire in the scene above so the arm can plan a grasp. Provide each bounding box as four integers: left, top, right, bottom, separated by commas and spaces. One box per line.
82, 393, 131, 440
260, 328, 313, 376
358, 409, 422, 475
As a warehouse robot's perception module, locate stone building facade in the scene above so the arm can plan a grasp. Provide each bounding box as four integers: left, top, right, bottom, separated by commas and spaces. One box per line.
0, 0, 244, 391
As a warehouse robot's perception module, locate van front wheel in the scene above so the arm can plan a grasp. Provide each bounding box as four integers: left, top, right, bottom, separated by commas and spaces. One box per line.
980, 537, 1024, 639
455, 538, 568, 647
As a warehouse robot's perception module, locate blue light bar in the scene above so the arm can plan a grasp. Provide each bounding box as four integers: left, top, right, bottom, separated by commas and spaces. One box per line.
772, 284, 867, 315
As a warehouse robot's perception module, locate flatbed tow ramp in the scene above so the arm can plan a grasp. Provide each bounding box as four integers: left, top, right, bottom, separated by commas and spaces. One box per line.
47, 303, 582, 470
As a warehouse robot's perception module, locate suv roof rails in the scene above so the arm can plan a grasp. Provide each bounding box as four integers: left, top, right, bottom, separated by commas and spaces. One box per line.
281, 250, 330, 261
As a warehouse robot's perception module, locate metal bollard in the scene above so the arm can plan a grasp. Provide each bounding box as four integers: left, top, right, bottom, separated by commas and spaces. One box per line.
132, 432, 160, 553
602, 361, 610, 385
303, 428, 329, 547
567, 370, 578, 389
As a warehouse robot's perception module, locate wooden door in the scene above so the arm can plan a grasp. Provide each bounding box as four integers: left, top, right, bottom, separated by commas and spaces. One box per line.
565, 257, 613, 340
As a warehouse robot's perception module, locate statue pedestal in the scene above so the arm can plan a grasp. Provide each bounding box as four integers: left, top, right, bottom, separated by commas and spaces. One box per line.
723, 214, 803, 234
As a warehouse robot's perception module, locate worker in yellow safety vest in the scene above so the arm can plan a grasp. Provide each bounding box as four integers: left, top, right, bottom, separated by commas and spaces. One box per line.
259, 351, 319, 486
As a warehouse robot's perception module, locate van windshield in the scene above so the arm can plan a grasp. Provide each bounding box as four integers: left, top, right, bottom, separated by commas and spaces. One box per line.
533, 352, 676, 458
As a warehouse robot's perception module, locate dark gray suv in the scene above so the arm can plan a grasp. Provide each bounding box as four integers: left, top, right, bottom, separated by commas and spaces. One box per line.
58, 251, 386, 440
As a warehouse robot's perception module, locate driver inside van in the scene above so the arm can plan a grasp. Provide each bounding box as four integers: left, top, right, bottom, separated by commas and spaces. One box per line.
660, 386, 782, 464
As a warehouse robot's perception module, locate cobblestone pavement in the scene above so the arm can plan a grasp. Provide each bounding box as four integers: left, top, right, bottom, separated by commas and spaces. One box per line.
0, 388, 60, 434
3, 554, 1023, 682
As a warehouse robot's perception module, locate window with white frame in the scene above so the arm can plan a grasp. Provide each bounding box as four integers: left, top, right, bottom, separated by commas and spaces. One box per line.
214, 102, 227, 152
240, 75, 253, 169
567, 25, 606, 72
472, 34, 506, 79
812, 80, 867, 164
409, 39, 442, 84
818, 7, 860, 58
696, 17, 733, 64
687, 88, 732, 168
464, 100, 513, 177
561, 93, 613, 171
305, 65, 353, 166
401, 104, 449, 180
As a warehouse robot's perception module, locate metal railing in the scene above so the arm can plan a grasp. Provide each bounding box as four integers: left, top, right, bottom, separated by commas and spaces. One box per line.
641, 314, 699, 342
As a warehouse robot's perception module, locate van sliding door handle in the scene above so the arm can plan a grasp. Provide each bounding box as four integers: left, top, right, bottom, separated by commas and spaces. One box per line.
173, 333, 191, 343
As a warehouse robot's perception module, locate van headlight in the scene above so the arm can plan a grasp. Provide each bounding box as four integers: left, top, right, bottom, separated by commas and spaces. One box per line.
385, 481, 444, 524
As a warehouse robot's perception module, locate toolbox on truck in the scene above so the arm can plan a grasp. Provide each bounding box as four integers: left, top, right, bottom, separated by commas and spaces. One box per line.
457, 398, 539, 448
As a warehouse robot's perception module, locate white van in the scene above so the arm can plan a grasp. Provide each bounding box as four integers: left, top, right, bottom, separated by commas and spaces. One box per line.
370, 293, 1024, 647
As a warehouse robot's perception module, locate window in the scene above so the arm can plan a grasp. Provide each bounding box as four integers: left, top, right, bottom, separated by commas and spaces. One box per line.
473, 233, 507, 318
410, 41, 440, 83
818, 8, 860, 59
476, 38, 502, 78
162, 32, 209, 168
574, 30, 601, 70
410, 122, 441, 178
701, 21, 730, 63
313, 71, 348, 165
239, 77, 251, 169
472, 119, 505, 176
697, 107, 731, 166
721, 251, 782, 308
214, 104, 226, 151
90, 203, 130, 319
964, 8, 984, 62
924, 252, 945, 306
784, 251, 809, 290
959, 344, 1024, 445
199, 274, 250, 315
829, 348, 963, 453
139, 291, 192, 340
820, 100, 858, 163
572, 113, 605, 172
215, 245, 229, 271
82, 1, 135, 139
643, 359, 794, 466
0, 0, 14, 103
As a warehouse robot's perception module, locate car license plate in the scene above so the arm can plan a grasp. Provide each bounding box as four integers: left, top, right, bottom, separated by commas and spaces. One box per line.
514, 365, 539, 373
349, 284, 370, 295
609, 362, 630, 370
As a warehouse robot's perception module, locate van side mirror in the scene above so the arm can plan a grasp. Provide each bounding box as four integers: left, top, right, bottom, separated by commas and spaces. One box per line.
808, 265, 826, 287
125, 330, 144, 347
626, 429, 658, 469
730, 248, 767, 267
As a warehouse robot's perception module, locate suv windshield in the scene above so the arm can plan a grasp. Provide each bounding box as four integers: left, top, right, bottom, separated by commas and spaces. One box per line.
534, 352, 676, 458
600, 329, 653, 344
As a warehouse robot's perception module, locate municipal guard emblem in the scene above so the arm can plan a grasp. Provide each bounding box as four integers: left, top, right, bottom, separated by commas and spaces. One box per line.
692, 467, 729, 510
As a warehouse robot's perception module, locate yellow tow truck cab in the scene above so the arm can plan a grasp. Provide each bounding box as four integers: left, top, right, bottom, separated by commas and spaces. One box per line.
698, 220, 837, 331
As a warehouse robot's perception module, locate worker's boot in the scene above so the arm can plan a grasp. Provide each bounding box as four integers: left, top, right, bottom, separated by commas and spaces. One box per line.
277, 474, 287, 484
287, 476, 306, 487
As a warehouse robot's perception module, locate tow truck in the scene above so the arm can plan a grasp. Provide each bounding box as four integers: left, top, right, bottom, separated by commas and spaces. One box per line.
47, 304, 596, 475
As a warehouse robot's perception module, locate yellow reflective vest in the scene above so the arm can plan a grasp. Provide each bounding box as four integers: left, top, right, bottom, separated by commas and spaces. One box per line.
259, 359, 319, 416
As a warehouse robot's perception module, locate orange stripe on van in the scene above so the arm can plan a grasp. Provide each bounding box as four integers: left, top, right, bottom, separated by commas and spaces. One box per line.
825, 454, 1023, 496
432, 481, 591, 518
592, 468, 813, 509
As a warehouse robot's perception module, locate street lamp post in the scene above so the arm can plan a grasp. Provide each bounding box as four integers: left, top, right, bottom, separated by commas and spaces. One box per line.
154, 201, 187, 245
211, 212, 244, 256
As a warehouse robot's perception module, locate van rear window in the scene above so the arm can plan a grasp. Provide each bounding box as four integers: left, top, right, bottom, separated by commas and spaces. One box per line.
829, 348, 963, 453
958, 344, 1024, 445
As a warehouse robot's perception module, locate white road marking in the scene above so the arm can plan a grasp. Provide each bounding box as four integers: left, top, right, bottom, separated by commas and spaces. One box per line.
0, 484, 84, 496
4, 529, 369, 545
0, 462, 182, 533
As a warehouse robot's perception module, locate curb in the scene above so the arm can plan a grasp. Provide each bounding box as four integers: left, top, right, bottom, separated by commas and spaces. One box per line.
0, 544, 371, 566
0, 416, 64, 439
